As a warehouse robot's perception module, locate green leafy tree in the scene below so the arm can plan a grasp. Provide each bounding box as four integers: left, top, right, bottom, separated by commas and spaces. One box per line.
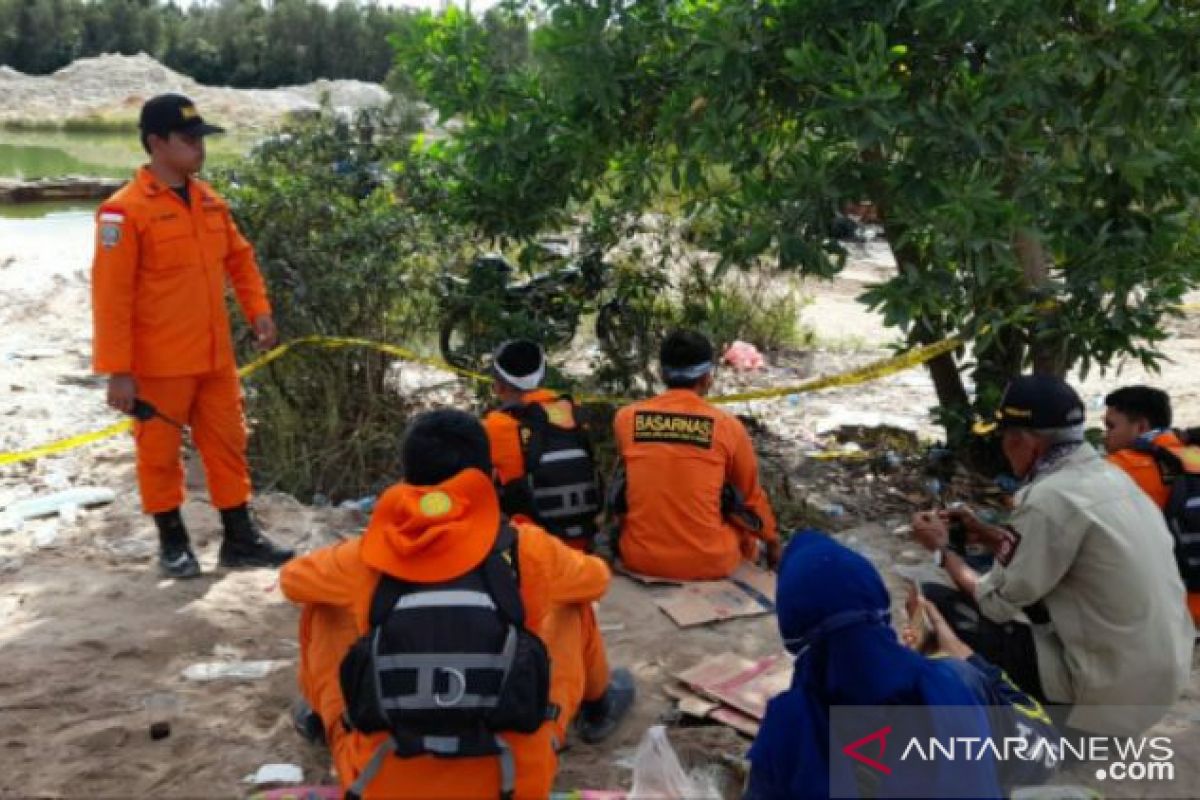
396, 0, 1200, 445
217, 108, 475, 500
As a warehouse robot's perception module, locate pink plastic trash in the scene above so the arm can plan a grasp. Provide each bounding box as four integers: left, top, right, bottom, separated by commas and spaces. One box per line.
722, 340, 765, 371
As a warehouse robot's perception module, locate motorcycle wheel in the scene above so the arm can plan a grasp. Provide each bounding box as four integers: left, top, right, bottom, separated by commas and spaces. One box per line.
595, 300, 647, 371
438, 311, 492, 372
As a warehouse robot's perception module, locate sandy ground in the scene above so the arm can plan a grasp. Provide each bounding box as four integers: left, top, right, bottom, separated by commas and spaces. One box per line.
1, 209, 1199, 798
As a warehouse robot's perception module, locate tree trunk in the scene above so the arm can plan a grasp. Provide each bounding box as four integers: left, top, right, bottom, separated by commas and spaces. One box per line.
1013, 229, 1066, 376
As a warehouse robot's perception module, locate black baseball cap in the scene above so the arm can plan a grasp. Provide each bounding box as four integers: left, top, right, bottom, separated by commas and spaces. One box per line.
139, 94, 225, 138
973, 374, 1085, 435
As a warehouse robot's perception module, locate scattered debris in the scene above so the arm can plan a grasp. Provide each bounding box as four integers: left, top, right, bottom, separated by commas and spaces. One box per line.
243, 764, 305, 786
1, 486, 115, 524
181, 660, 290, 682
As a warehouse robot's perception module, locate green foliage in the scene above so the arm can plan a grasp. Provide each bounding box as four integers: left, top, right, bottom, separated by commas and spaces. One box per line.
395, 0, 1200, 446
217, 108, 473, 501
0, 0, 410, 87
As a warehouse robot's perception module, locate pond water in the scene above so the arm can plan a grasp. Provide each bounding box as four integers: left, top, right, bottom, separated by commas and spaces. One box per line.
0, 129, 254, 221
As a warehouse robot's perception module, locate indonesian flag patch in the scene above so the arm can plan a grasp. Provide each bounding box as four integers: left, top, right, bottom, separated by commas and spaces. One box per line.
98, 209, 125, 249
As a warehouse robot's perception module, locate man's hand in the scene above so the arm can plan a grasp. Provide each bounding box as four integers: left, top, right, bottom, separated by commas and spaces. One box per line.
911, 510, 949, 552
106, 373, 137, 414
921, 597, 974, 660
764, 539, 783, 571
253, 314, 278, 351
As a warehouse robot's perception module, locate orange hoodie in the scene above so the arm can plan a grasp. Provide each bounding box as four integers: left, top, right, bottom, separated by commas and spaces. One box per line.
614, 388, 778, 580
280, 468, 610, 799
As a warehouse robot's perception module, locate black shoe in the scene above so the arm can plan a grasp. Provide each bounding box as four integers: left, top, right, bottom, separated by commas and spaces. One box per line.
154, 509, 202, 579
291, 698, 326, 746
218, 504, 294, 569
159, 544, 202, 579
575, 667, 636, 744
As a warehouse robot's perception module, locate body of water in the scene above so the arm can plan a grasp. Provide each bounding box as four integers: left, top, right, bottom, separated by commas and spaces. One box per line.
0, 129, 255, 220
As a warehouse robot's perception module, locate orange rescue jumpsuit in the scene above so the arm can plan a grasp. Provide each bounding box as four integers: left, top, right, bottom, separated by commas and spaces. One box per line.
280, 468, 611, 799
91, 166, 271, 513
1108, 430, 1200, 622
613, 388, 778, 580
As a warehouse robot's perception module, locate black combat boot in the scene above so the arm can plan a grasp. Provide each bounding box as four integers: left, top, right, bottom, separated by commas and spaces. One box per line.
218, 504, 294, 569
574, 667, 636, 744
154, 508, 201, 579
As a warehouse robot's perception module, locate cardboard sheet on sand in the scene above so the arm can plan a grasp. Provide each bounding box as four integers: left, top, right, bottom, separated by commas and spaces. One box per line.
619, 561, 777, 627
675, 651, 792, 722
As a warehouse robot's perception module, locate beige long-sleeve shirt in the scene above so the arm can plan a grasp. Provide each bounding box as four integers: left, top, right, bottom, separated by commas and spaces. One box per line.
976, 443, 1194, 734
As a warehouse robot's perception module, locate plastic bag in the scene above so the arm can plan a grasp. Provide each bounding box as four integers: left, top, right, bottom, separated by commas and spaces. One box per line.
722, 341, 764, 372
629, 726, 722, 800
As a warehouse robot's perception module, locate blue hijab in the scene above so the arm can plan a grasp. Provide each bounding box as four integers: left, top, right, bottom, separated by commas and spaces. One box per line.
746, 532, 1004, 800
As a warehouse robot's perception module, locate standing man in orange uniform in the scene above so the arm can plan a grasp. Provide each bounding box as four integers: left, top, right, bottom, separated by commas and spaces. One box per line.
613, 330, 780, 580
92, 93, 293, 578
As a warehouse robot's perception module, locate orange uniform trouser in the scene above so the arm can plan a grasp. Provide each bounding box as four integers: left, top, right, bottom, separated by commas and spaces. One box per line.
133, 367, 251, 514
296, 600, 611, 775
539, 602, 611, 746
1189, 592, 1200, 626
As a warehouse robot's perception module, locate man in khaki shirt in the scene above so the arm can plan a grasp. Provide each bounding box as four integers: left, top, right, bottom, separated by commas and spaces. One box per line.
912, 375, 1194, 735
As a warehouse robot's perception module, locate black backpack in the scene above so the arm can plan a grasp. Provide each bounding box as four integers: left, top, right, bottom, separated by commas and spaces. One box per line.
1137, 440, 1200, 591
338, 523, 552, 800
499, 396, 602, 546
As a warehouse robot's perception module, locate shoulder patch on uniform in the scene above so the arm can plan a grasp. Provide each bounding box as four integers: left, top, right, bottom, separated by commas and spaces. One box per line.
995, 527, 1022, 567
99, 221, 122, 248
633, 410, 715, 448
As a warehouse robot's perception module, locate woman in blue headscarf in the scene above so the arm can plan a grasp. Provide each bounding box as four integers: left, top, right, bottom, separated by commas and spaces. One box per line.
745, 532, 1058, 800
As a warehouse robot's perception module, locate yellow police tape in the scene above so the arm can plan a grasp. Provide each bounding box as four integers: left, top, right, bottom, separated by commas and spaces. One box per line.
0, 333, 963, 467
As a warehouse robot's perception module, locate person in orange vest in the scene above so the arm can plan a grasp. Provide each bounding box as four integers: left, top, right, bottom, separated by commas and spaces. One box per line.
483, 339, 602, 551
1104, 385, 1200, 623
91, 94, 293, 578
281, 410, 635, 799
612, 330, 780, 580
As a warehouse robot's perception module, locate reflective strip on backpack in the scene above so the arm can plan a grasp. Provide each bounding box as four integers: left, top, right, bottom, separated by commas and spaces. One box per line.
539, 448, 589, 464
496, 735, 516, 799
378, 628, 518, 711
533, 483, 601, 518
346, 736, 397, 800
423, 735, 462, 755
394, 590, 497, 611
1187, 497, 1200, 509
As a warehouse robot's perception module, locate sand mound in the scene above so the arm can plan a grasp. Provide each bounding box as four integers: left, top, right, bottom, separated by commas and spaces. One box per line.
0, 53, 390, 129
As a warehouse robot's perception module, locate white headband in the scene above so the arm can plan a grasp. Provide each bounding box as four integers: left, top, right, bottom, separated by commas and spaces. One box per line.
661, 361, 714, 382
494, 360, 545, 391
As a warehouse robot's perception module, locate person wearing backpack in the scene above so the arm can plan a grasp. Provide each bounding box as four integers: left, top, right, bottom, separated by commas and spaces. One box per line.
483, 339, 603, 552
1104, 385, 1200, 623
280, 410, 635, 799
612, 330, 780, 580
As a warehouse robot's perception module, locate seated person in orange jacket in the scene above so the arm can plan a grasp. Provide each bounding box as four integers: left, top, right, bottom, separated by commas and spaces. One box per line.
483, 339, 602, 551
613, 330, 781, 580
1104, 385, 1200, 623
280, 410, 634, 799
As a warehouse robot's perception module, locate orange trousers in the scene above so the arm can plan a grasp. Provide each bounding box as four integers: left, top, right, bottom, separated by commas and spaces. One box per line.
1189, 592, 1200, 626
133, 367, 251, 514
297, 601, 610, 786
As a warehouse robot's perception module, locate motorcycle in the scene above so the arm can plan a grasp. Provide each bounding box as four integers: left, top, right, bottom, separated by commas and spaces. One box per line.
436, 241, 647, 374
